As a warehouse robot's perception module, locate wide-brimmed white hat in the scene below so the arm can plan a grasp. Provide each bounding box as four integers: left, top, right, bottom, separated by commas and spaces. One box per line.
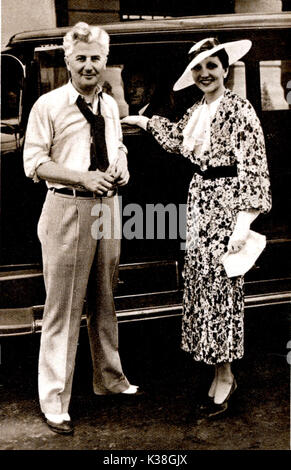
173, 37, 252, 91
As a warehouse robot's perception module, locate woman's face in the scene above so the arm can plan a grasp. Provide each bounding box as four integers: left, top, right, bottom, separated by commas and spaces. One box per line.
191, 56, 227, 100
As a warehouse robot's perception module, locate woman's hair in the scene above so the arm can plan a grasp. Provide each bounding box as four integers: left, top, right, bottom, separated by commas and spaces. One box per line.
63, 22, 110, 58
189, 38, 229, 70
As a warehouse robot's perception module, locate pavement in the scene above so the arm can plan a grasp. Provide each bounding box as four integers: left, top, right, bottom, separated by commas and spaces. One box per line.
0, 304, 290, 455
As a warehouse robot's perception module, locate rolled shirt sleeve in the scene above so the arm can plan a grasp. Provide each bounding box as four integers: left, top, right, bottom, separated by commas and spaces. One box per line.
23, 97, 53, 182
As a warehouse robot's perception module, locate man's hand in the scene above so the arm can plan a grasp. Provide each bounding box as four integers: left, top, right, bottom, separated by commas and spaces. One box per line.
107, 151, 130, 187
81, 170, 115, 194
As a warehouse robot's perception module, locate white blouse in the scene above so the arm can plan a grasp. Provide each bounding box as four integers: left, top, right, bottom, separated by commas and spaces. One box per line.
182, 94, 223, 157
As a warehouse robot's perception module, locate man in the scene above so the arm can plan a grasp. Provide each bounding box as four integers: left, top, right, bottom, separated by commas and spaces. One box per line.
23, 22, 139, 436
121, 64, 190, 120
122, 65, 157, 116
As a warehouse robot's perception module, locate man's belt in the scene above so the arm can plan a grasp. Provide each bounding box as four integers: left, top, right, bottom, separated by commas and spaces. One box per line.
49, 187, 116, 198
192, 164, 237, 179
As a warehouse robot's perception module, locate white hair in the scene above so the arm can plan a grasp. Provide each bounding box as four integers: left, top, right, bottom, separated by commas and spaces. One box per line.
63, 22, 110, 58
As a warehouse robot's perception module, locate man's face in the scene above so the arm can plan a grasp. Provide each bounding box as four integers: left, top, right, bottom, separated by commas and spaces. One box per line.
125, 72, 154, 108
65, 41, 107, 94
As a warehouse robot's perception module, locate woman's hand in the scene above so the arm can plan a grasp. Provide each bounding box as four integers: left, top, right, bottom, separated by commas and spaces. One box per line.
227, 210, 260, 254
121, 115, 149, 130
227, 226, 249, 254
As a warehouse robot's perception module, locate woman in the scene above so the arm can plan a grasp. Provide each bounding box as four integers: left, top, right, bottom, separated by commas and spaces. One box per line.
121, 38, 272, 410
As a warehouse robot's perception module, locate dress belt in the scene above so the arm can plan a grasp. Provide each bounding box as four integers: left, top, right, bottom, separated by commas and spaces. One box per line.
49, 187, 116, 198
192, 164, 237, 179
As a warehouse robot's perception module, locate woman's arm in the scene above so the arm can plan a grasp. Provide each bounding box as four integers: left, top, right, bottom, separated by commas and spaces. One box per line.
227, 99, 272, 253
121, 115, 149, 130
121, 107, 194, 155
236, 101, 272, 214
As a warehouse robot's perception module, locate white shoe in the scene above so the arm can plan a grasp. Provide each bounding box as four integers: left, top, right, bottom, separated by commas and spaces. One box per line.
121, 384, 139, 394
45, 412, 71, 423
214, 378, 237, 405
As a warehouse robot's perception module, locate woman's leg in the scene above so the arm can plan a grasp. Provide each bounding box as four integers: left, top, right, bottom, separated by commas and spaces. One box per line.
208, 366, 218, 398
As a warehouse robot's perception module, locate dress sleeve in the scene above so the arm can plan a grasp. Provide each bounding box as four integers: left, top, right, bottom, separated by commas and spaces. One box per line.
236, 102, 272, 214
146, 107, 193, 154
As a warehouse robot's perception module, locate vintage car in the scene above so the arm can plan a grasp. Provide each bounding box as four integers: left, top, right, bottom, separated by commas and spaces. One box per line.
1, 12, 291, 336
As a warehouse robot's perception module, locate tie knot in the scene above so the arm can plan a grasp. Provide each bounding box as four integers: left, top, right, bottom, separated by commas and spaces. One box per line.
76, 95, 96, 124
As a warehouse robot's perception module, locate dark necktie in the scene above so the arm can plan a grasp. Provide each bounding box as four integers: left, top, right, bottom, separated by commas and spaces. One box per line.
76, 95, 109, 172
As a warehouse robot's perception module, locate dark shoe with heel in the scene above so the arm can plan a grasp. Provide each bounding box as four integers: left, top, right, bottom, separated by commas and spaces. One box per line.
196, 399, 228, 420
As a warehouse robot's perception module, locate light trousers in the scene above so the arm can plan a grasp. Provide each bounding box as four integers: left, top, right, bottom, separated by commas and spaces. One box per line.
37, 190, 129, 414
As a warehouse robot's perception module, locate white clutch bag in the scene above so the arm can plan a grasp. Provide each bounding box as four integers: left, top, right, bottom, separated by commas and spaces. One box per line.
221, 230, 267, 278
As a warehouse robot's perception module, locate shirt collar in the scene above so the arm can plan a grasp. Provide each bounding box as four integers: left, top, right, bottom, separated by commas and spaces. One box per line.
67, 80, 103, 105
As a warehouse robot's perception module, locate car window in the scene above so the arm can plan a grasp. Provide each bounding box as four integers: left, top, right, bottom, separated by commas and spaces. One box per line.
1, 54, 25, 123
227, 61, 246, 98
34, 46, 69, 95
260, 60, 291, 110
257, 59, 291, 240
1, 54, 25, 155
100, 65, 129, 117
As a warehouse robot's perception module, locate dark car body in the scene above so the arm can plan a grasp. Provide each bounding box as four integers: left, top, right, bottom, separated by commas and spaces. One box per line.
1, 12, 291, 336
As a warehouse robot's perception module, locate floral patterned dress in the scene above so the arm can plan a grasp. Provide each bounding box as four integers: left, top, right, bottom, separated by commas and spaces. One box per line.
147, 88, 272, 365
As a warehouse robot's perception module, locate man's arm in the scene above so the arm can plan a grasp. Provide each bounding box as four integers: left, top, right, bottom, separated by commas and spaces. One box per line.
108, 149, 129, 187
107, 97, 130, 187
36, 161, 115, 195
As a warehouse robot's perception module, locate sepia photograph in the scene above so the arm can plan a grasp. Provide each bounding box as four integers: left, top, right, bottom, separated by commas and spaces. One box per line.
0, 0, 290, 459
